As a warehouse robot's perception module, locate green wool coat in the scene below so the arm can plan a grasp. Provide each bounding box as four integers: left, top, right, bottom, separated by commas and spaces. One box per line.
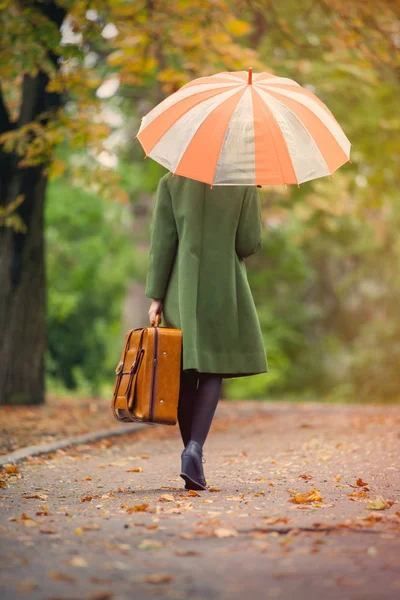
144, 172, 268, 379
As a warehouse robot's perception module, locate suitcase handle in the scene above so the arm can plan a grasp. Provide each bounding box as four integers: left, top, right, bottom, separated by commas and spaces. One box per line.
150, 313, 161, 328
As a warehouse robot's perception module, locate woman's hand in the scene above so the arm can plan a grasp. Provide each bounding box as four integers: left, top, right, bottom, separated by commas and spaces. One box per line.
148, 298, 163, 325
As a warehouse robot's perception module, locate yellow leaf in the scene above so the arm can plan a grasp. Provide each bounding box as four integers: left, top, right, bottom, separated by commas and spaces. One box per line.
3, 465, 19, 475
141, 573, 173, 584
366, 496, 392, 511
126, 503, 150, 513
288, 487, 323, 504
158, 494, 175, 502
126, 467, 142, 472
226, 19, 251, 37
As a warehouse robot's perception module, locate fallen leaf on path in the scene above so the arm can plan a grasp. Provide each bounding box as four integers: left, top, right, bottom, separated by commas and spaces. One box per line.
175, 548, 201, 556
208, 487, 221, 492
141, 573, 173, 584
126, 503, 150, 513
288, 488, 323, 504
126, 467, 142, 473
363, 514, 383, 523
80, 494, 101, 503
23, 493, 48, 500
3, 465, 19, 475
70, 556, 88, 568
49, 571, 76, 582
39, 526, 58, 534
90, 577, 114, 585
366, 496, 394, 511
180, 531, 195, 539
263, 516, 291, 525
356, 478, 368, 487
187, 490, 201, 497
298, 474, 314, 480
158, 494, 175, 502
348, 490, 369, 501
10, 512, 39, 527
129, 455, 150, 460
82, 523, 101, 531
137, 538, 165, 550
334, 475, 342, 482
214, 527, 239, 538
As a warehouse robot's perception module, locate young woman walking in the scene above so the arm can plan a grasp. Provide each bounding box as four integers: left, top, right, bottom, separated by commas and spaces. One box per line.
145, 172, 268, 490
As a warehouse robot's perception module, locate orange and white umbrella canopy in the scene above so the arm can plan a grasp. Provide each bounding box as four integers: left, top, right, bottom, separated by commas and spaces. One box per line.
135, 68, 351, 186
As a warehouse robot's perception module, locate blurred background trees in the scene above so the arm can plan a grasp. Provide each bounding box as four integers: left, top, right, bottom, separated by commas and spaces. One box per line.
0, 0, 399, 404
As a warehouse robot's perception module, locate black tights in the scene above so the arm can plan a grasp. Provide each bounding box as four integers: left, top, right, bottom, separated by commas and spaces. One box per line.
177, 369, 223, 449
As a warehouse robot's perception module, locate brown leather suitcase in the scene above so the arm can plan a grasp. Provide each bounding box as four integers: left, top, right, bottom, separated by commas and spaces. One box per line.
111, 314, 182, 425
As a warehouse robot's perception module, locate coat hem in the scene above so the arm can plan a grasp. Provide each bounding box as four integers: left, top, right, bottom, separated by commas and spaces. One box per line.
183, 347, 268, 378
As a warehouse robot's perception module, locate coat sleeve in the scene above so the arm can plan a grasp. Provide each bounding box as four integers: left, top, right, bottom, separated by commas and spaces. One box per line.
145, 176, 178, 300
235, 186, 263, 258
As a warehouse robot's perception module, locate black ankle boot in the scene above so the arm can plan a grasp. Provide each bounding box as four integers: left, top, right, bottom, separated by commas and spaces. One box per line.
180, 440, 207, 491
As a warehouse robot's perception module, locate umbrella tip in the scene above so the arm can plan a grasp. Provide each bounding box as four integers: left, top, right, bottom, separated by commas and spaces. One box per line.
248, 67, 253, 85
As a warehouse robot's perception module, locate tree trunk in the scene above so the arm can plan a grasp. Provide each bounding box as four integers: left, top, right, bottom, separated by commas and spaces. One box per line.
0, 167, 47, 404
0, 2, 65, 404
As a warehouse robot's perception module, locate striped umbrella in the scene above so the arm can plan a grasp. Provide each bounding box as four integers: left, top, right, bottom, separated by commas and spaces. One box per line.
135, 68, 351, 187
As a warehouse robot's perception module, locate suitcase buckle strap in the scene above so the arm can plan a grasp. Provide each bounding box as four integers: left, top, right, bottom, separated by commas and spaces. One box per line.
130, 349, 145, 375
115, 361, 124, 375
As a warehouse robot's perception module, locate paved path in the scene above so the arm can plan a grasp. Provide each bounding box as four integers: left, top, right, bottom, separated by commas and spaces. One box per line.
1, 401, 399, 599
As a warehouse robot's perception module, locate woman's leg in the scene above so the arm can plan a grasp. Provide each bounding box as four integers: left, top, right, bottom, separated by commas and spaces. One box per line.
177, 369, 199, 447
190, 372, 223, 449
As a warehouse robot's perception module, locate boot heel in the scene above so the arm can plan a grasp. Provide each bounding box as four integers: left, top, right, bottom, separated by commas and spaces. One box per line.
181, 454, 194, 475
180, 454, 207, 491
